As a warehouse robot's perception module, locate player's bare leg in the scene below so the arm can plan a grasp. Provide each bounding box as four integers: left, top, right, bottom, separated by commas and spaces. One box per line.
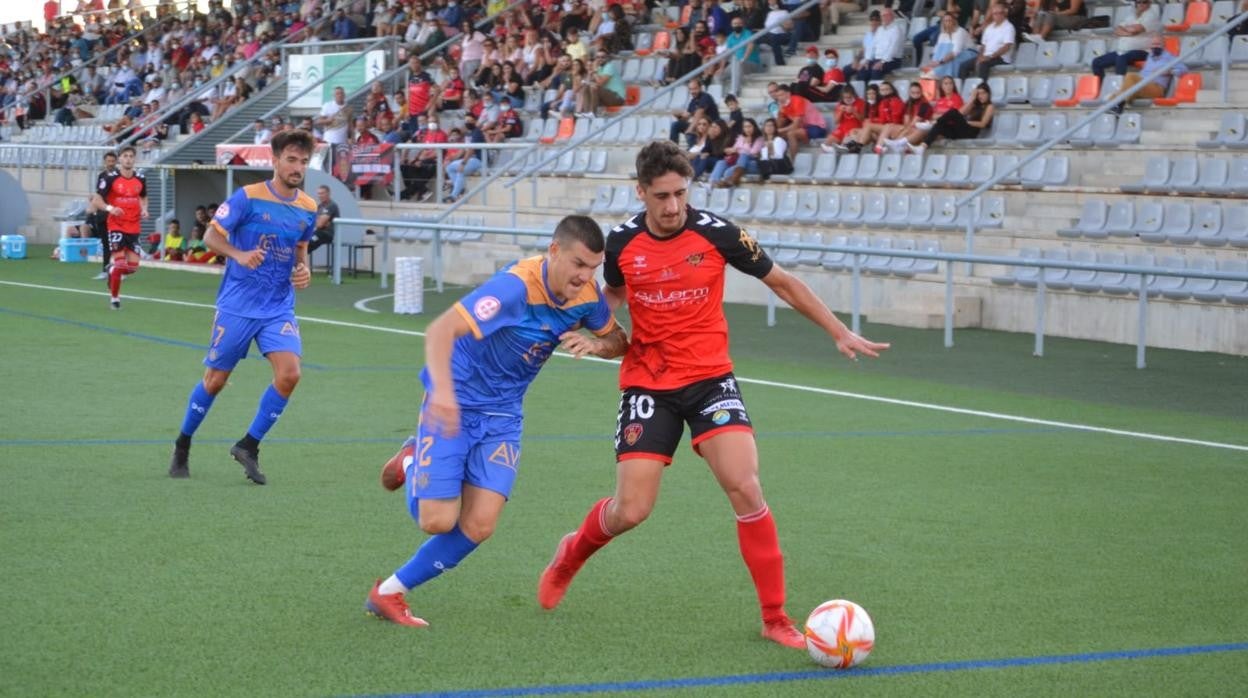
700, 430, 804, 649
170, 367, 230, 478
369, 487, 501, 626
230, 352, 301, 485
539, 458, 665, 610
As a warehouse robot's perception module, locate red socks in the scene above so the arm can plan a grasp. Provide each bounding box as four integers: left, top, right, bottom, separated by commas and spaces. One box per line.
565, 497, 615, 569
108, 258, 138, 297
736, 504, 789, 625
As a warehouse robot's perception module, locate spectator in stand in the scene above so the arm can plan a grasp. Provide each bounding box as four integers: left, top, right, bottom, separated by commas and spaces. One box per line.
315, 86, 351, 146
907, 81, 995, 154
354, 116, 380, 146
723, 93, 744, 138
657, 27, 699, 85
521, 28, 553, 84
407, 56, 436, 123
437, 65, 466, 111
693, 118, 731, 181
309, 185, 340, 256
820, 83, 866, 151
162, 219, 186, 261
332, 8, 359, 40
843, 10, 880, 82
932, 75, 964, 116
401, 113, 448, 201
867, 8, 904, 80
758, 0, 794, 67
485, 95, 524, 142
924, 12, 974, 79
831, 83, 878, 152
447, 113, 484, 202
539, 54, 576, 118
962, 3, 1014, 80
252, 118, 272, 145
184, 223, 218, 264
684, 117, 711, 174
459, 19, 489, 82
725, 16, 762, 76
670, 77, 719, 146
757, 117, 791, 179
711, 117, 765, 188
1109, 33, 1187, 114
1026, 0, 1089, 42
876, 82, 935, 153
1091, 0, 1161, 79
843, 80, 905, 153
774, 83, 826, 160
187, 111, 205, 133
575, 53, 624, 117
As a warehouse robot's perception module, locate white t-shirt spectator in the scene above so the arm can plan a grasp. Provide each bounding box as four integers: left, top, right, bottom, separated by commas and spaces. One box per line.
764, 9, 789, 35
1115, 5, 1161, 53
319, 100, 349, 144
870, 21, 904, 62
981, 19, 1016, 63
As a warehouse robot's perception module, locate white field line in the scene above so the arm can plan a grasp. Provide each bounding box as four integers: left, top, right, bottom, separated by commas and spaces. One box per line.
3, 279, 1245, 453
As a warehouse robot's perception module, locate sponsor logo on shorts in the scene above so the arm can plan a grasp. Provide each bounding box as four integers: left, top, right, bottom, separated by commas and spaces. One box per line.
623, 423, 644, 446
488, 442, 520, 469
279, 321, 299, 336
719, 377, 738, 395
701, 399, 745, 414
473, 295, 502, 322
208, 349, 219, 361
711, 410, 730, 425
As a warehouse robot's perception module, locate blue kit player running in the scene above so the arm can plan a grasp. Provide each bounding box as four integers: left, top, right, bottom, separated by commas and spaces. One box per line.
365, 215, 629, 627
167, 130, 318, 484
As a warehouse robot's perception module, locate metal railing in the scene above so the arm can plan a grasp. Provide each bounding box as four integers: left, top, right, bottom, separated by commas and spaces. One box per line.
328, 141, 533, 206
951, 11, 1248, 271
328, 218, 1248, 368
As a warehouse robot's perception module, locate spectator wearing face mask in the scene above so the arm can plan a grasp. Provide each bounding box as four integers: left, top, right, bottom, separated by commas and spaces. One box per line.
401, 115, 448, 202
723, 17, 762, 75
1108, 33, 1186, 114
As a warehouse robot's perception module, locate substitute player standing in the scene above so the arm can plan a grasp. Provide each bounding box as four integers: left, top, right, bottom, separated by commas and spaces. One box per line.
90, 145, 147, 308
167, 130, 318, 485
537, 140, 890, 648
365, 215, 628, 627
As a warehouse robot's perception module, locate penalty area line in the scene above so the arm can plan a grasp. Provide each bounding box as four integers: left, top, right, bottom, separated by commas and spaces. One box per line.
3, 280, 1244, 454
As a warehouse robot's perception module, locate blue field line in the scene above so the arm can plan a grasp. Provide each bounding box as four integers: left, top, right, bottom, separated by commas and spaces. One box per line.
0, 426, 1062, 448
360, 642, 1248, 698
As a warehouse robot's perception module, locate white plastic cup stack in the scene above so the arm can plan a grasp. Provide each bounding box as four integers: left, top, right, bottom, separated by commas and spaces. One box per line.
393, 256, 424, 314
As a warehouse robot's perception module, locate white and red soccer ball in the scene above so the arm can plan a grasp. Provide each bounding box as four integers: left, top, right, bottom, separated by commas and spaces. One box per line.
803, 599, 875, 669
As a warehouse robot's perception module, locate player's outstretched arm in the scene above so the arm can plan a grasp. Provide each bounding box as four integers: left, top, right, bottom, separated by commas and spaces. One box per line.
760, 266, 890, 361
559, 324, 629, 360
205, 225, 265, 269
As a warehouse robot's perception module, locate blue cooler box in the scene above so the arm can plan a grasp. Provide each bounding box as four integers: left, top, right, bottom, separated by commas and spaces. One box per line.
1, 234, 26, 259
60, 237, 100, 263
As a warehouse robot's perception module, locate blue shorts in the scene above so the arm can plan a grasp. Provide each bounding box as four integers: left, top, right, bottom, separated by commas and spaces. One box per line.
203, 310, 302, 371
804, 124, 828, 140
405, 407, 523, 517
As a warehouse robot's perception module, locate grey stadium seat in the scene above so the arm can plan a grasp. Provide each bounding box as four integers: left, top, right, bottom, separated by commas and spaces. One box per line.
1065, 249, 1101, 293
727, 188, 753, 218
1180, 256, 1219, 302
1178, 158, 1229, 194
1090, 251, 1131, 295
797, 232, 825, 266
1192, 259, 1248, 304
817, 191, 842, 225
862, 192, 888, 227
746, 189, 778, 222
1104, 200, 1137, 237
1058, 199, 1110, 239
821, 235, 850, 271
991, 247, 1040, 286
1197, 113, 1248, 149
907, 193, 933, 228
1121, 156, 1170, 194
795, 191, 821, 224
774, 232, 802, 267
1193, 203, 1225, 246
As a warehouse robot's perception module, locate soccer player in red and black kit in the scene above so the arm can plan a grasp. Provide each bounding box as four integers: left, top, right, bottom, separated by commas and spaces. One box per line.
90, 145, 148, 309
537, 140, 890, 648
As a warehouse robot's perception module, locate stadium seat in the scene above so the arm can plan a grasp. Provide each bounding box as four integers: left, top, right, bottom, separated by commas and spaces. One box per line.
943, 154, 972, 186
863, 237, 895, 274
524, 118, 544, 142
1180, 158, 1230, 194
1151, 256, 1190, 300
1015, 114, 1044, 146
727, 188, 753, 218
1056, 74, 1099, 108
1159, 202, 1197, 245
1013, 44, 1039, 72
1221, 203, 1248, 247
1121, 156, 1171, 194
1165, 1, 1211, 32
959, 77, 983, 104
1083, 75, 1123, 107
883, 192, 912, 228
1197, 36, 1230, 68
1057, 40, 1084, 70
907, 193, 934, 228
1006, 75, 1030, 103
1165, 157, 1200, 191
812, 152, 838, 183
614, 117, 637, 144
1035, 41, 1061, 72
632, 32, 654, 55
1027, 76, 1055, 107
975, 111, 1018, 146
1040, 248, 1072, 290
978, 196, 1007, 228
888, 238, 918, 277
795, 191, 821, 224
1160, 1, 1189, 28
1063, 249, 1100, 293
797, 232, 824, 266
1192, 259, 1248, 303
898, 153, 925, 184
1193, 203, 1225, 246
833, 153, 860, 183
1153, 73, 1202, 106
862, 192, 888, 227
817, 191, 842, 225
689, 186, 710, 211
987, 76, 1008, 106
1058, 199, 1110, 239
1109, 112, 1142, 146
991, 247, 1040, 286
854, 153, 881, 184
912, 239, 941, 275
1233, 35, 1248, 63
774, 232, 802, 267
1069, 113, 1115, 147
1087, 251, 1130, 295
1180, 257, 1219, 302
707, 187, 731, 215
1197, 113, 1248, 148
931, 194, 959, 228
839, 192, 865, 225
876, 153, 903, 183
773, 152, 814, 183
1025, 156, 1069, 189
969, 154, 995, 185
607, 185, 634, 215
770, 190, 799, 223
1104, 201, 1137, 237
587, 150, 608, 174
746, 189, 778, 222
921, 154, 948, 186
821, 235, 851, 271
1132, 201, 1166, 239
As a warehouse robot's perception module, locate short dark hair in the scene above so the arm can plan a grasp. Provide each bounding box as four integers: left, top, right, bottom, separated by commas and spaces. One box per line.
117, 145, 136, 156
270, 129, 315, 157
553, 215, 605, 254
635, 140, 693, 187
102, 151, 116, 161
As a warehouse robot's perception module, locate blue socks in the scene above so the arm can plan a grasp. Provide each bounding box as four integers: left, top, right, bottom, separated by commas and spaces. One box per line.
395, 525, 480, 589
179, 382, 217, 438
246, 384, 289, 442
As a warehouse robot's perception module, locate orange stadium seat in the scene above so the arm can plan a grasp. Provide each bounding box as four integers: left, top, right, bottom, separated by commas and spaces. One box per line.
1153, 72, 1203, 106
1055, 74, 1099, 107
1166, 1, 1210, 32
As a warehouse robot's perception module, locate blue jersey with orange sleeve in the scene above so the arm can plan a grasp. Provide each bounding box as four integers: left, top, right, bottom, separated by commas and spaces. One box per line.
420, 256, 616, 416
210, 181, 317, 319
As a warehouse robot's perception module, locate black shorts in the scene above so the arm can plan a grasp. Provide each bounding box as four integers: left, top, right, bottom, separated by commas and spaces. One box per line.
614, 372, 754, 464
108, 232, 140, 255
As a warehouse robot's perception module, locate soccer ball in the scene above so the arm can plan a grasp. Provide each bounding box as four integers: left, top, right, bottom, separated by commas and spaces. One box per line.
803, 599, 875, 669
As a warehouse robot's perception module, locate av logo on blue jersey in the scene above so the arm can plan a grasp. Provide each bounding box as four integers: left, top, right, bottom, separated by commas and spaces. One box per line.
487, 442, 520, 470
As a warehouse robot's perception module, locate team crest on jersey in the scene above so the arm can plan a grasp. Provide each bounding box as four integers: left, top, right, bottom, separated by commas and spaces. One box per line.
279, 322, 299, 336
686, 253, 704, 267
623, 423, 644, 446
739, 228, 763, 262
214, 202, 231, 220
473, 296, 501, 321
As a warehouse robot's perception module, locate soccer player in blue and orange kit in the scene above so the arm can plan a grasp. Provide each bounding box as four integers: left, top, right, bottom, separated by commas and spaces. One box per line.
167, 130, 319, 485
364, 215, 629, 627
537, 141, 890, 649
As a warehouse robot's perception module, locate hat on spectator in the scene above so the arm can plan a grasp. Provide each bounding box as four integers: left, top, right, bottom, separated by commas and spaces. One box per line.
805, 46, 818, 56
